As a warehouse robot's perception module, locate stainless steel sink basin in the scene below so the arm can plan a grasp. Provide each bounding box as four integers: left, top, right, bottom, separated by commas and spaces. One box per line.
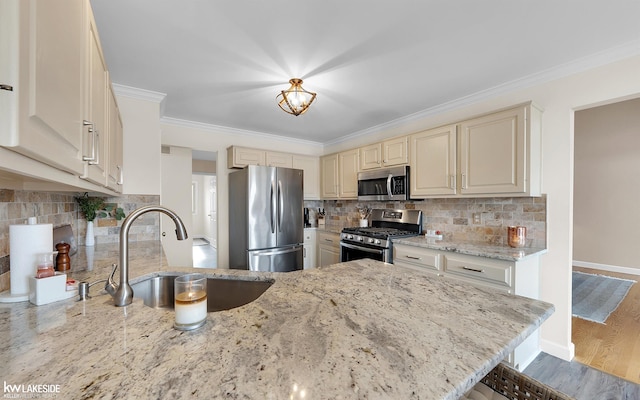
131, 274, 273, 312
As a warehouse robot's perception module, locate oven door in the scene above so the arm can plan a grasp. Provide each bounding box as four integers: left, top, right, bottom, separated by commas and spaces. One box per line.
340, 241, 389, 263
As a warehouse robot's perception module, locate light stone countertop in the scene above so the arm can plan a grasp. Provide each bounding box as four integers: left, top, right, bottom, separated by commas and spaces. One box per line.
393, 236, 548, 261
0, 241, 554, 400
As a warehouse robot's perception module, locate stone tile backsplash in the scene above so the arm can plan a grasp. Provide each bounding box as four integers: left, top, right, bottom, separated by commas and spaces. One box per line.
321, 195, 547, 249
0, 190, 160, 292
1, 188, 547, 293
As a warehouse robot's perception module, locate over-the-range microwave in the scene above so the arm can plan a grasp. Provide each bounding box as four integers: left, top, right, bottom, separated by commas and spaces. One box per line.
357, 165, 410, 201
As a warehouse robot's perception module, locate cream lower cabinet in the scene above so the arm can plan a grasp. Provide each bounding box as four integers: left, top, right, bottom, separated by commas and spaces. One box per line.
321, 149, 358, 199
393, 243, 540, 371
317, 231, 340, 267
303, 229, 318, 269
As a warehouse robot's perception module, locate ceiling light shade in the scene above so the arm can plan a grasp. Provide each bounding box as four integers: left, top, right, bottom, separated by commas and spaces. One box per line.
277, 78, 316, 116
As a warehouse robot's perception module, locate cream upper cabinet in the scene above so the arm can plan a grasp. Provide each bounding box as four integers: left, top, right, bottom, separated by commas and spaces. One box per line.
321, 149, 359, 199
459, 104, 541, 196
359, 143, 382, 170
410, 125, 457, 197
265, 151, 293, 168
382, 136, 408, 167
81, 9, 109, 186
227, 146, 265, 168
320, 153, 339, 198
0, 0, 123, 195
0, 0, 86, 175
359, 137, 408, 170
292, 154, 320, 200
338, 149, 359, 199
106, 85, 123, 192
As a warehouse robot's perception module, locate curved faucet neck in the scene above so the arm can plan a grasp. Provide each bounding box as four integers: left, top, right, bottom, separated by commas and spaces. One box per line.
109, 205, 188, 307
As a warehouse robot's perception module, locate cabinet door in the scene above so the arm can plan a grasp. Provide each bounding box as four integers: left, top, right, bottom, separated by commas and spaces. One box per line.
106, 85, 123, 192
338, 149, 359, 199
303, 229, 317, 269
292, 155, 320, 200
459, 107, 526, 195
266, 151, 293, 168
359, 143, 382, 170
0, 0, 85, 175
320, 153, 339, 199
81, 12, 108, 186
383, 136, 408, 166
410, 125, 457, 197
227, 146, 266, 168
317, 231, 340, 267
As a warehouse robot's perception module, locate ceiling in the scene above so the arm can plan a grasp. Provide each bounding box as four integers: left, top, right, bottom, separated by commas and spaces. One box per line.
90, 0, 640, 145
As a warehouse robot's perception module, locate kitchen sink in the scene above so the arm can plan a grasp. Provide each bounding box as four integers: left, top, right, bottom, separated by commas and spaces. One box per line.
131, 274, 273, 312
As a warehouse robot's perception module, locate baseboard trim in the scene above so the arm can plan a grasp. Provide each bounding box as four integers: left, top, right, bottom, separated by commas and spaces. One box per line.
540, 339, 574, 361
573, 260, 640, 276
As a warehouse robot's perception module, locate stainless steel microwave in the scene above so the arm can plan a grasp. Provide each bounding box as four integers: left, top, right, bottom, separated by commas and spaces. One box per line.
357, 166, 409, 201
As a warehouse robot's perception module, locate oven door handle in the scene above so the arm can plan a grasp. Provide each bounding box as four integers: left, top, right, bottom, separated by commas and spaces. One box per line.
340, 242, 384, 255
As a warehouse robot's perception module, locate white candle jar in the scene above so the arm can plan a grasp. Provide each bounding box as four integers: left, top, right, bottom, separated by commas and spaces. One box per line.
174, 273, 207, 330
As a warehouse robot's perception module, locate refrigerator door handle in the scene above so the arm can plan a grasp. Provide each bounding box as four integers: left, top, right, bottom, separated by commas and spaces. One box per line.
277, 180, 284, 232
270, 181, 276, 234
250, 244, 302, 258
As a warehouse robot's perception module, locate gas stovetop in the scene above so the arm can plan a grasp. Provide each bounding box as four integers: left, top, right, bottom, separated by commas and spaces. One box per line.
341, 227, 418, 239
340, 209, 423, 248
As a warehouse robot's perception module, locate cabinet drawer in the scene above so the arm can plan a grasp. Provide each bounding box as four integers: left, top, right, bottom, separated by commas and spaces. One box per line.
393, 245, 441, 273
444, 255, 512, 289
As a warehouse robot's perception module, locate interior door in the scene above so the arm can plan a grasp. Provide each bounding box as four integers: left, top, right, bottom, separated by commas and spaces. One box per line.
160, 146, 193, 266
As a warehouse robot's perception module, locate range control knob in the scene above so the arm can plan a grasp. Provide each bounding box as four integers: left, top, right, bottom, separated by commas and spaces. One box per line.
375, 239, 381, 244
358, 236, 363, 242
348, 234, 354, 240
367, 238, 374, 243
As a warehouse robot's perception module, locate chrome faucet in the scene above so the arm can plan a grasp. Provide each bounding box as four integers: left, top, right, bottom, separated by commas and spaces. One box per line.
106, 205, 188, 307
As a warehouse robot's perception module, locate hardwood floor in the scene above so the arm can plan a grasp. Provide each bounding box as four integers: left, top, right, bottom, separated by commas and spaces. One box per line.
572, 267, 640, 384
525, 352, 640, 400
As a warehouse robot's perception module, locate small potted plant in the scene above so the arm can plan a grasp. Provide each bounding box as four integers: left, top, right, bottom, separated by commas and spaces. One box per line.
75, 193, 126, 246
75, 193, 104, 246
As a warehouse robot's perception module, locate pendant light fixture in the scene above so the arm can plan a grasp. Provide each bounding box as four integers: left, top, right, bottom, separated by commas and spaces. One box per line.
276, 78, 316, 116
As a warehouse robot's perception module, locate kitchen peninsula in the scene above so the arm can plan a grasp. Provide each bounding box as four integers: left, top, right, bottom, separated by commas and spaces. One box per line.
0, 241, 553, 399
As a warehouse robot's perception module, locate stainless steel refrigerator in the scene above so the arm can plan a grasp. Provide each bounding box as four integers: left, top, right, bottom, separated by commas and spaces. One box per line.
229, 165, 304, 272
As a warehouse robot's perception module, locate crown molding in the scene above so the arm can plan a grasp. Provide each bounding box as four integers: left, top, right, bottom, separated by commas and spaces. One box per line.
326, 39, 640, 146
160, 116, 324, 148
112, 84, 167, 115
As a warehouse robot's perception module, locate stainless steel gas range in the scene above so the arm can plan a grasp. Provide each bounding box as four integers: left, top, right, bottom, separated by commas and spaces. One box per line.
340, 209, 422, 263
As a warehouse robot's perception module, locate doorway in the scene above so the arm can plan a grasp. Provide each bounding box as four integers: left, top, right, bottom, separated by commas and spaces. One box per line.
572, 97, 640, 383
192, 150, 218, 268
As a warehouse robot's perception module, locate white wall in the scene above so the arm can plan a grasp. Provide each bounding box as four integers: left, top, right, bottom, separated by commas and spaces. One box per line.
116, 95, 162, 195
573, 98, 640, 274
331, 55, 640, 362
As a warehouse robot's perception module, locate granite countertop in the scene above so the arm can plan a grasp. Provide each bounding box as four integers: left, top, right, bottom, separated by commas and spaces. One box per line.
393, 236, 548, 261
0, 241, 554, 399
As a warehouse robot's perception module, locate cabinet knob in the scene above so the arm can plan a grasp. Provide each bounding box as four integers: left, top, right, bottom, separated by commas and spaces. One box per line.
0, 84, 13, 91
